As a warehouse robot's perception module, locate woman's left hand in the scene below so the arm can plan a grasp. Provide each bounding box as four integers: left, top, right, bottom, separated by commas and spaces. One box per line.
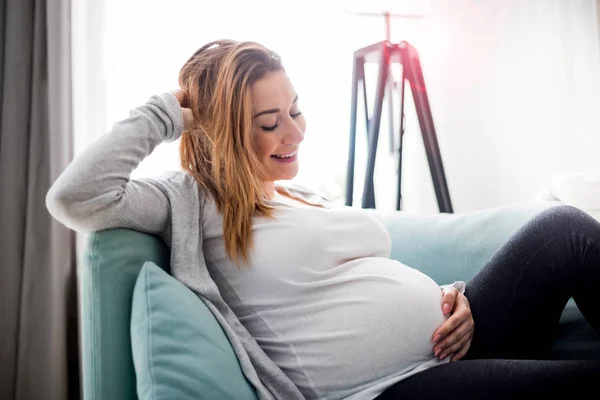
431, 287, 475, 362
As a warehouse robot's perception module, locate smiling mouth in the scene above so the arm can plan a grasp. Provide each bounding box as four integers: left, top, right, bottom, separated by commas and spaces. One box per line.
270, 150, 298, 163
271, 150, 297, 159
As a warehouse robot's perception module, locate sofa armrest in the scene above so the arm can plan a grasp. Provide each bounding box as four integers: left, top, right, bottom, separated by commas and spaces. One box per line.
80, 228, 170, 400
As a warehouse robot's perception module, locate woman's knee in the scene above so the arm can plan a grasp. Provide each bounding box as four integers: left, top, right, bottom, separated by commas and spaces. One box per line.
534, 205, 599, 234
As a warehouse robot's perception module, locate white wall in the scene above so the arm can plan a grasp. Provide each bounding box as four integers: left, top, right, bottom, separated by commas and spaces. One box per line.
75, 0, 600, 214
370, 0, 600, 213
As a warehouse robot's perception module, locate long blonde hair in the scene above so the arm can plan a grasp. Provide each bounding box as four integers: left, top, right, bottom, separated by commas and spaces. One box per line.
178, 40, 282, 266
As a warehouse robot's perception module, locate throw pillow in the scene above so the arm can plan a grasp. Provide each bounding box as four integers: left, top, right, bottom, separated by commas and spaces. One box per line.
130, 261, 258, 400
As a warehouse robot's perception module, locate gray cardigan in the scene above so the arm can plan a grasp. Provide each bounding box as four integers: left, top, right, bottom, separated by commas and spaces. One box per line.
45, 92, 305, 400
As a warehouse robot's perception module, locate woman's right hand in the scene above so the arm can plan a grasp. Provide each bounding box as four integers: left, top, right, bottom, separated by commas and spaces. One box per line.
172, 89, 197, 131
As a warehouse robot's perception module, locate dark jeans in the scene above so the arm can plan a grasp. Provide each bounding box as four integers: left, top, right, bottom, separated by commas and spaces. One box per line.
376, 205, 600, 399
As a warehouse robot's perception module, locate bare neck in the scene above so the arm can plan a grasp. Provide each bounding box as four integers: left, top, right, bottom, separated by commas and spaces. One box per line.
262, 181, 276, 199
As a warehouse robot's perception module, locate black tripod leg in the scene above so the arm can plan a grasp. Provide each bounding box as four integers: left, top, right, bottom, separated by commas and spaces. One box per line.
396, 66, 406, 211
362, 44, 389, 209
399, 41, 453, 213
346, 53, 361, 206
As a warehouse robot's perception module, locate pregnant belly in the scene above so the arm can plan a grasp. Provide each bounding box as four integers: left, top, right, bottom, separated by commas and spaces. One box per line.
258, 258, 447, 397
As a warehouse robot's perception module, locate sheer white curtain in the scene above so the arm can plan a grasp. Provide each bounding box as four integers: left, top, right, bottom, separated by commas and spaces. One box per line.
74, 0, 600, 214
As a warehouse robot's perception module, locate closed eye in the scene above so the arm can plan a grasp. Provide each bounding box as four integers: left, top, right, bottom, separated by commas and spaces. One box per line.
261, 112, 302, 132
262, 123, 278, 132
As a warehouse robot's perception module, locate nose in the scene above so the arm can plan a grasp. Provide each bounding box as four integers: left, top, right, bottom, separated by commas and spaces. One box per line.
282, 119, 305, 146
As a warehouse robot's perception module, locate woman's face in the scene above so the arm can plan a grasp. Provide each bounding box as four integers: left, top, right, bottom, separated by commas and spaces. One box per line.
251, 70, 306, 183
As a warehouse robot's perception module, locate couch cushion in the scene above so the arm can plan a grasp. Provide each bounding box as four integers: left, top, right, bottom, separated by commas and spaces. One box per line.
131, 261, 258, 400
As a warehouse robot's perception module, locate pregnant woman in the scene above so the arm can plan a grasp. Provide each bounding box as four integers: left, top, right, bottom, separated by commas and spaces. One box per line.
46, 40, 600, 399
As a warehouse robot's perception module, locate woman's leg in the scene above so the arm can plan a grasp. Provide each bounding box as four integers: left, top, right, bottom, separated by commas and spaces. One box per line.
464, 205, 600, 360
375, 359, 600, 399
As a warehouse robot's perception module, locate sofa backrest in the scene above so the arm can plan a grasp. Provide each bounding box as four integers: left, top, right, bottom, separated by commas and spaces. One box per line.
369, 201, 559, 284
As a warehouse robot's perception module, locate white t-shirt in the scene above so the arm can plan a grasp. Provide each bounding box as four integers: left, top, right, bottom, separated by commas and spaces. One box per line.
202, 183, 450, 400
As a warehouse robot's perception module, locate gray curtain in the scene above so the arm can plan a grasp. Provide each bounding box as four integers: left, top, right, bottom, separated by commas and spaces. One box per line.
0, 0, 79, 399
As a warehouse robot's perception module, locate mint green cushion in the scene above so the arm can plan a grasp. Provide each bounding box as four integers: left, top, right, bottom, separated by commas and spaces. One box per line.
130, 261, 258, 400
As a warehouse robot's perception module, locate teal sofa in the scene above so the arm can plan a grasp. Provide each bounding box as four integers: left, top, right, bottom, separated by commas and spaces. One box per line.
79, 200, 600, 400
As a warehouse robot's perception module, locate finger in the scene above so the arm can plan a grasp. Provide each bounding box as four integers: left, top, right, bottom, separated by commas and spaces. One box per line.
182, 108, 196, 130
434, 320, 473, 356
171, 89, 184, 104
434, 318, 472, 349
451, 340, 472, 362
439, 334, 471, 361
172, 89, 189, 107
440, 325, 472, 357
182, 108, 193, 118
436, 328, 473, 360
441, 287, 458, 316
432, 307, 467, 342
